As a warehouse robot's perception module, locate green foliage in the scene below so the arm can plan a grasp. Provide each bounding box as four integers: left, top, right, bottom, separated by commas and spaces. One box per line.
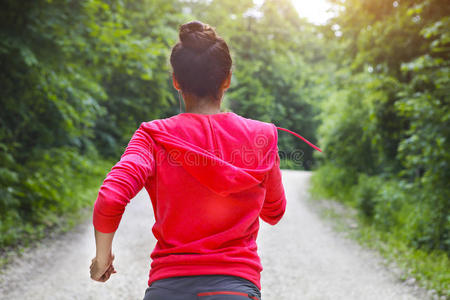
0, 148, 111, 248
279, 158, 304, 170
354, 174, 382, 220
0, 0, 183, 249
311, 164, 356, 203
316, 0, 449, 253
310, 190, 450, 297
313, 0, 449, 294
357, 223, 450, 297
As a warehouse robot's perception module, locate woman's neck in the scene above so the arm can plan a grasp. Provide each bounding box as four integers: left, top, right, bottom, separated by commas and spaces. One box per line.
183, 95, 222, 115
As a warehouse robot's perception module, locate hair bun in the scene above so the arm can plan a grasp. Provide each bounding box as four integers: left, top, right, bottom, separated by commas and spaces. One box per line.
179, 20, 217, 51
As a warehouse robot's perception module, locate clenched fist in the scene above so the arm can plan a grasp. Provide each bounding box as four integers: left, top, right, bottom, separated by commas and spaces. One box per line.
90, 253, 117, 282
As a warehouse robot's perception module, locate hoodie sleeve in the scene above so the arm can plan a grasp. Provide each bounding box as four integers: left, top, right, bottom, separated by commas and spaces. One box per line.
259, 127, 287, 225
93, 123, 155, 233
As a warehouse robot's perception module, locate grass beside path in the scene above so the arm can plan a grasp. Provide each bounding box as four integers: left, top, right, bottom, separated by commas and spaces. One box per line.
0, 159, 113, 271
307, 177, 450, 299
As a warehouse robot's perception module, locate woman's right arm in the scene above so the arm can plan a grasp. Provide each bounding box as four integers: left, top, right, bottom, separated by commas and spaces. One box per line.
93, 123, 156, 233
260, 151, 287, 225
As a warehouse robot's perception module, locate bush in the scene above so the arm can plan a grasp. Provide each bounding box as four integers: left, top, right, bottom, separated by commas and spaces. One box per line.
354, 174, 383, 220
372, 179, 409, 232
310, 163, 357, 204
0, 147, 111, 249
279, 158, 304, 170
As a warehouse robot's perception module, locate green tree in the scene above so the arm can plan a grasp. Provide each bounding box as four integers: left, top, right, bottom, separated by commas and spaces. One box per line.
0, 0, 182, 248
315, 0, 449, 253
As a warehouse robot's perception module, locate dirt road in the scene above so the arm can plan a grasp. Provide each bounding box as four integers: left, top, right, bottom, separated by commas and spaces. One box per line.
0, 171, 432, 299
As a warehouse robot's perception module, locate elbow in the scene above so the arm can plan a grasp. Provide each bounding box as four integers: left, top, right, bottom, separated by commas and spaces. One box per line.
92, 192, 125, 233
260, 206, 286, 225
259, 194, 287, 225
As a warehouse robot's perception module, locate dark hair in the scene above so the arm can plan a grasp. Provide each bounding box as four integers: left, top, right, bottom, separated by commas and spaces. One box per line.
170, 20, 232, 101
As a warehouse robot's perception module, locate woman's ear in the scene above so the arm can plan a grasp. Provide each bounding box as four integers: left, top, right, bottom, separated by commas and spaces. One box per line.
223, 71, 232, 90
172, 73, 181, 90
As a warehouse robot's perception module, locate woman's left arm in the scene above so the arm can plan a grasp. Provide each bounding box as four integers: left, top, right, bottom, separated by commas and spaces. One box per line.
90, 229, 116, 282
90, 123, 155, 282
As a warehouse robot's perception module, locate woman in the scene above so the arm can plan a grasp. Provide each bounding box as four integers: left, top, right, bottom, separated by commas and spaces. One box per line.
90, 20, 286, 300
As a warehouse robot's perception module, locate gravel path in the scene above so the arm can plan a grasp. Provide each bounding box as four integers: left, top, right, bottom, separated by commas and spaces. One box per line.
0, 170, 432, 300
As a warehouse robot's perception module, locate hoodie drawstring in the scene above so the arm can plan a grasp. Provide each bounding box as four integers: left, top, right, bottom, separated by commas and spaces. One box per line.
276, 126, 322, 153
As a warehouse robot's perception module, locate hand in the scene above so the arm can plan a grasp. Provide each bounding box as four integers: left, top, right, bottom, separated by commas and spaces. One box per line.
90, 253, 117, 282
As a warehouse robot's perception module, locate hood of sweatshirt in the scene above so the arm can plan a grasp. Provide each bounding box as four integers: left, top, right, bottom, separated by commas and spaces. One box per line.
140, 112, 279, 197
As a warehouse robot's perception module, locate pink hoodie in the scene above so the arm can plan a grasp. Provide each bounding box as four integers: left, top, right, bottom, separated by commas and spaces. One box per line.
92, 111, 286, 290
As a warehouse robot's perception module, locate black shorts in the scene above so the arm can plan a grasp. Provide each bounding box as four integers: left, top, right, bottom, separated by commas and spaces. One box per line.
142, 274, 262, 300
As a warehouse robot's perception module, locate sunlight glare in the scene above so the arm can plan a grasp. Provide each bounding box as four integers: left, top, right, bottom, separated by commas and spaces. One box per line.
252, 0, 334, 24
291, 0, 334, 24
